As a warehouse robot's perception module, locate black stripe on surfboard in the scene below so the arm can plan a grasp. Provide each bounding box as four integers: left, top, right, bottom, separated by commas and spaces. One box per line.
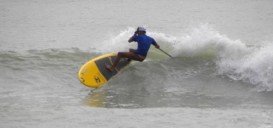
110, 56, 131, 71
95, 57, 118, 81
95, 56, 131, 81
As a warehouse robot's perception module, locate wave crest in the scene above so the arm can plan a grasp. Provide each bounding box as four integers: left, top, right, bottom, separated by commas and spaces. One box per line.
1, 25, 272, 91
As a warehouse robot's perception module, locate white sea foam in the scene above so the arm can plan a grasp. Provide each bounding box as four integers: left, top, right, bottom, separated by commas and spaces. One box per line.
98, 28, 135, 52
171, 24, 273, 91
101, 25, 273, 91
218, 44, 273, 91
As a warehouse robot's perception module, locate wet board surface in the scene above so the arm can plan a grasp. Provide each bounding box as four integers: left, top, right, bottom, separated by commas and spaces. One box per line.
78, 53, 131, 88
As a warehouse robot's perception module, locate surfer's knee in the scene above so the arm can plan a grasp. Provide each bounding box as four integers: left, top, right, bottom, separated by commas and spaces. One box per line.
139, 58, 145, 62
129, 49, 136, 53
117, 52, 125, 57
118, 52, 130, 58
135, 56, 145, 62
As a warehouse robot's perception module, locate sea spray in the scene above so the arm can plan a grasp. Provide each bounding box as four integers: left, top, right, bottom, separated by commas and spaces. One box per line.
98, 25, 273, 91
3, 25, 271, 91
218, 44, 273, 91
170, 24, 273, 91
98, 27, 176, 54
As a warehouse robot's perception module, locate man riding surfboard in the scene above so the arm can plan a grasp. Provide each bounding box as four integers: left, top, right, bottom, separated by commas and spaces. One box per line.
105, 27, 160, 72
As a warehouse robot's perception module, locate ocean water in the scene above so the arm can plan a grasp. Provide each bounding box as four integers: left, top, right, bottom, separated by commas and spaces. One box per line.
1, 0, 273, 128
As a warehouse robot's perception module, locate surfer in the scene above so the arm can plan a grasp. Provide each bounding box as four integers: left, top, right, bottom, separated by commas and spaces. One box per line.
105, 27, 160, 72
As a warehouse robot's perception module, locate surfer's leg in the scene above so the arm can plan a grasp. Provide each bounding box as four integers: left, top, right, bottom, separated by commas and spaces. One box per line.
128, 49, 137, 61
129, 49, 137, 53
107, 52, 144, 72
119, 52, 145, 62
110, 53, 122, 70
106, 52, 124, 72
110, 52, 129, 70
130, 54, 145, 62
127, 50, 145, 61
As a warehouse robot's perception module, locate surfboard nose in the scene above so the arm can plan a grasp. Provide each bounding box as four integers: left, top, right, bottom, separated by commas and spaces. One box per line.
78, 53, 129, 88
79, 73, 85, 83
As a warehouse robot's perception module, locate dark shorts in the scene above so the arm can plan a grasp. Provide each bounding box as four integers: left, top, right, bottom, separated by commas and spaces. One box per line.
129, 49, 146, 57
125, 49, 145, 61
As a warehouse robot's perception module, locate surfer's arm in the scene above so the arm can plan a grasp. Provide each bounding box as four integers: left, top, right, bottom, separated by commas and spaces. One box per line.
128, 36, 135, 43
152, 39, 160, 49
128, 32, 138, 43
154, 43, 160, 49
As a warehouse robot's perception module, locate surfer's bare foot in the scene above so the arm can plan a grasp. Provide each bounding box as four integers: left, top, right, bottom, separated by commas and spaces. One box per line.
105, 64, 113, 72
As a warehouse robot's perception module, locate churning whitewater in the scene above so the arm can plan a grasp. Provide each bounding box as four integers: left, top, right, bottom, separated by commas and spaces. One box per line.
2, 25, 273, 91
98, 25, 273, 91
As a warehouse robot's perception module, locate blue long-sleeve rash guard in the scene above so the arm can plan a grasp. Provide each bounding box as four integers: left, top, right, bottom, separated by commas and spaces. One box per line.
132, 35, 157, 56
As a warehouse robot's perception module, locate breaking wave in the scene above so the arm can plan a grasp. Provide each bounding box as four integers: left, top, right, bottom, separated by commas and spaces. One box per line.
1, 25, 273, 91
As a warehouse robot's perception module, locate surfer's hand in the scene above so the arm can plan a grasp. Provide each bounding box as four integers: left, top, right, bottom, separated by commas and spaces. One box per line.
155, 45, 160, 49
128, 34, 136, 43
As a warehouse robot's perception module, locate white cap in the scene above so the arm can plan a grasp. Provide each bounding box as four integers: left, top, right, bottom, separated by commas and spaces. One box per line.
137, 27, 146, 32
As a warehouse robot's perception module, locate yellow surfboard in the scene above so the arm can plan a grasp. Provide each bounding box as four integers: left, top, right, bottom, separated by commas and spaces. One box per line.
78, 53, 131, 88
